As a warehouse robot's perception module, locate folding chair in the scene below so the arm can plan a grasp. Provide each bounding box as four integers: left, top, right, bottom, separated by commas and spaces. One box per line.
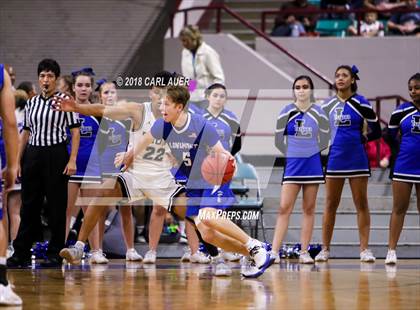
229, 162, 266, 242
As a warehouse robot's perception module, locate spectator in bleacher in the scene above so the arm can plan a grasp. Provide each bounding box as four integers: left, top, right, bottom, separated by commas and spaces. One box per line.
388, 0, 420, 36
364, 0, 406, 11
271, 0, 319, 35
17, 81, 37, 99
348, 12, 385, 36
271, 13, 307, 37
180, 25, 225, 109
321, 0, 364, 19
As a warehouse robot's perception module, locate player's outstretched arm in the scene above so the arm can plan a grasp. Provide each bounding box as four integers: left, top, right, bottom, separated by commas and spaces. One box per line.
52, 96, 143, 122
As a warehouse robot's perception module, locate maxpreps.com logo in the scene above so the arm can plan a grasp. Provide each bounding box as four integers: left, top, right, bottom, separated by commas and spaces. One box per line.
294, 119, 312, 138
411, 115, 420, 134
334, 107, 351, 126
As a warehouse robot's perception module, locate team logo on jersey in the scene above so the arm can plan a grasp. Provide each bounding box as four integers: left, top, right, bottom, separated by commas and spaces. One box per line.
107, 128, 121, 146
216, 129, 225, 140
79, 119, 93, 137
411, 115, 420, 134
334, 107, 351, 126
294, 119, 312, 138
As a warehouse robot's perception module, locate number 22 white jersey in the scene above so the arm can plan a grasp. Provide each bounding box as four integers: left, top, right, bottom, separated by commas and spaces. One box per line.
127, 102, 172, 174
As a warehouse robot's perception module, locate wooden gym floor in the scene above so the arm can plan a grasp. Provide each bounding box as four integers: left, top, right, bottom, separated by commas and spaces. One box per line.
7, 259, 420, 309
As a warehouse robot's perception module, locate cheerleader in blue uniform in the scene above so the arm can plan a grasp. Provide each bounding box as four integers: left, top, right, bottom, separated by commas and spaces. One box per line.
315, 65, 381, 263
272, 76, 329, 264
96, 80, 142, 261
66, 69, 108, 264
385, 73, 420, 265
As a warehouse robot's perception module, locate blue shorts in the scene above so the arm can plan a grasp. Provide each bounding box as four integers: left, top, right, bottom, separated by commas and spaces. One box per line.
186, 182, 236, 217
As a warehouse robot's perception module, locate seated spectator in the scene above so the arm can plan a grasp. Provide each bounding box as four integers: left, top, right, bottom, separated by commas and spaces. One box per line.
321, 0, 364, 19
271, 0, 319, 35
271, 14, 306, 36
388, 0, 420, 36
365, 137, 392, 168
364, 0, 405, 11
348, 12, 385, 36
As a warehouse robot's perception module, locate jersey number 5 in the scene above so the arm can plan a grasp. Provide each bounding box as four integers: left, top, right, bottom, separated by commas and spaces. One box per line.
182, 151, 192, 166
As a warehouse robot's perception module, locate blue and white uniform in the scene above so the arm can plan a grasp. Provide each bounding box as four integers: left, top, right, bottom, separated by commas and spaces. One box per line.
322, 94, 381, 178
99, 118, 130, 177
68, 114, 102, 183
388, 102, 420, 183
275, 103, 329, 184
150, 112, 223, 217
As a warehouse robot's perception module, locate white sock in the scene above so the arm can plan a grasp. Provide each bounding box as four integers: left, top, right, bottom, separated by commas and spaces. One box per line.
179, 221, 186, 234
69, 216, 77, 229
75, 241, 85, 250
0, 257, 6, 265
245, 238, 259, 251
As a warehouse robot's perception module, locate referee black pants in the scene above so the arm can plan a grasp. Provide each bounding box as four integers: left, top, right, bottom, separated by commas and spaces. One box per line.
14, 143, 69, 260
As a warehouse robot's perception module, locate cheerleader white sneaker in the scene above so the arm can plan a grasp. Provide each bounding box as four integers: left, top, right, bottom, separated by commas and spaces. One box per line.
360, 249, 376, 263
385, 249, 397, 265
126, 248, 143, 262
90, 250, 109, 264
299, 251, 314, 264
190, 252, 211, 264
143, 250, 157, 264
314, 249, 330, 262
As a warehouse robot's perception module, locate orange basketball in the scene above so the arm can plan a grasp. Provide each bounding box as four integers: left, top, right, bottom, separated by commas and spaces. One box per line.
201, 152, 235, 186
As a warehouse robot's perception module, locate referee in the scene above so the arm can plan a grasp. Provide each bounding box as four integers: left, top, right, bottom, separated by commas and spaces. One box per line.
7, 59, 80, 268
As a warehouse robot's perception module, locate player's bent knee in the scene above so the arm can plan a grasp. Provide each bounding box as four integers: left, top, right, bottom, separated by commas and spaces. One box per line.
153, 205, 167, 217
198, 225, 216, 244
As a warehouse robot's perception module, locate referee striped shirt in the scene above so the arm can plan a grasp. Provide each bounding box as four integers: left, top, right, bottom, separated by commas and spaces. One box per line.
23, 91, 80, 146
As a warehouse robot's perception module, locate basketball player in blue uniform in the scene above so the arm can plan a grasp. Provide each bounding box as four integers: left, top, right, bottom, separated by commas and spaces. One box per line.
315, 65, 381, 262
0, 91, 26, 258
385, 73, 420, 264
272, 76, 329, 264
66, 69, 108, 264
125, 83, 273, 278
0, 65, 21, 305
96, 80, 142, 261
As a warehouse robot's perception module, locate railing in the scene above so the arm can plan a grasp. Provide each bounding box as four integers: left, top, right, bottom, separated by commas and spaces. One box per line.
169, 4, 333, 89
261, 7, 420, 35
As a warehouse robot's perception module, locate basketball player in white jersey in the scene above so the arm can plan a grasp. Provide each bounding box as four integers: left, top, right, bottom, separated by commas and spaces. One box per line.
57, 71, 199, 264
